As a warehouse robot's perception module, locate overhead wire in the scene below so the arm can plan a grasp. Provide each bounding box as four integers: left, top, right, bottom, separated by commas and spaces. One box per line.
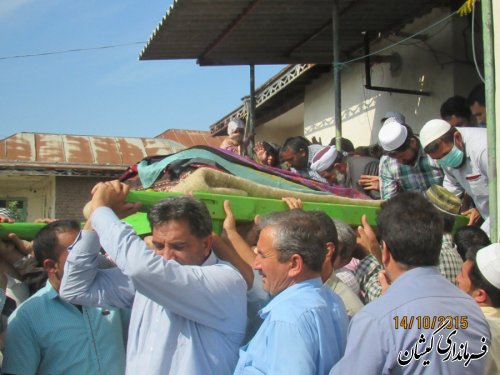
471, 2, 485, 82
333, 9, 460, 70
0, 41, 145, 61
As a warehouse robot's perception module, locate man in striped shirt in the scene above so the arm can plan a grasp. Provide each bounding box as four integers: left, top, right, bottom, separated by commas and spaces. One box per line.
378, 118, 444, 199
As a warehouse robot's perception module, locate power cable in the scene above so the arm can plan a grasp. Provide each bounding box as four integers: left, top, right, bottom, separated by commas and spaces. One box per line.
471, 2, 485, 82
334, 9, 459, 69
0, 41, 145, 61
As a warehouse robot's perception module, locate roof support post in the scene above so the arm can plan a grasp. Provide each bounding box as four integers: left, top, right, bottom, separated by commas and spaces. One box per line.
244, 64, 256, 157
332, 0, 342, 151
482, 0, 497, 241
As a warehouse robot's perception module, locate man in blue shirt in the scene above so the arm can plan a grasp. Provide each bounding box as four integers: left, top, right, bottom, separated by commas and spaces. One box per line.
60, 181, 247, 375
234, 210, 348, 375
330, 193, 490, 375
2, 220, 126, 375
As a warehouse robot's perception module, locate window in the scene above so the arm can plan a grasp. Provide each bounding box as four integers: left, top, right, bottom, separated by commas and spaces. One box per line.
0, 198, 27, 221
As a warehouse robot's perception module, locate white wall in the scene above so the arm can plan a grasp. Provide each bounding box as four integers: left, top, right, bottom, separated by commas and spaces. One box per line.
303, 8, 482, 147
255, 103, 305, 143
0, 175, 55, 221
256, 122, 303, 144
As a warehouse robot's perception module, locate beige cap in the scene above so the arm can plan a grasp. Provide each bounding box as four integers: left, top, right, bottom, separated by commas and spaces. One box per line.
378, 119, 408, 151
476, 243, 500, 289
420, 119, 451, 149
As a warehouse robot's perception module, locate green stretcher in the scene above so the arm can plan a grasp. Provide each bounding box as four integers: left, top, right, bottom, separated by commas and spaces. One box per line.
0, 190, 469, 240
125, 190, 382, 235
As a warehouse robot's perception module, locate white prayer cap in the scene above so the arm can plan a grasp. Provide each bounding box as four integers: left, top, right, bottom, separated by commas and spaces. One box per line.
227, 118, 244, 135
378, 119, 408, 151
476, 243, 500, 289
420, 119, 451, 149
310, 146, 338, 172
381, 111, 406, 124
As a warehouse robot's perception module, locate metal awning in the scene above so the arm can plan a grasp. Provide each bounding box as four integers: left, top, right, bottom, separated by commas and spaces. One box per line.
140, 0, 457, 66
209, 64, 331, 135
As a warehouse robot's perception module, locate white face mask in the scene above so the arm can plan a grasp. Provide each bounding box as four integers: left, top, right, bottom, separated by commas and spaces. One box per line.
436, 142, 464, 169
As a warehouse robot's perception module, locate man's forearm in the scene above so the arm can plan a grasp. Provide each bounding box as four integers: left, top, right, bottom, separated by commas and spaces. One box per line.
225, 229, 256, 267
60, 229, 134, 309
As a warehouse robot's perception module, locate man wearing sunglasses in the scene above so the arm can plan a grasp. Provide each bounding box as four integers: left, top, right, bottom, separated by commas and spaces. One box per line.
378, 118, 444, 200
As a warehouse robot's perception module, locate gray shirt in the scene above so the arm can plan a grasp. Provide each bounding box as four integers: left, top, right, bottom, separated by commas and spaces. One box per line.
331, 267, 490, 375
324, 273, 363, 318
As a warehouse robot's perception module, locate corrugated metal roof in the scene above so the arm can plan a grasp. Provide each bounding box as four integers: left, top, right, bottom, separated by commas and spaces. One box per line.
156, 129, 225, 147
140, 0, 457, 65
0, 133, 186, 172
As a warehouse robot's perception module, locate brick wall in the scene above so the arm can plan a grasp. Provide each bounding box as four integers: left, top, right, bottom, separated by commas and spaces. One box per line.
55, 176, 112, 221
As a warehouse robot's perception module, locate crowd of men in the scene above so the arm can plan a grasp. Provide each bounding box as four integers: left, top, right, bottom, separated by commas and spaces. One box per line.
0, 81, 498, 374
223, 83, 491, 233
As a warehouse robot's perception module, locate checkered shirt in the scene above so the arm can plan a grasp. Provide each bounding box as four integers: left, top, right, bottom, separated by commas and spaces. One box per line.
439, 233, 463, 283
379, 147, 444, 200
355, 255, 382, 304
356, 234, 464, 304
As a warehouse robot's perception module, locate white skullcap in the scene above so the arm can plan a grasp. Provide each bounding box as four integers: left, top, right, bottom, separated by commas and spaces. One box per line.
310, 146, 338, 172
378, 119, 408, 151
381, 111, 406, 124
476, 243, 500, 289
227, 118, 244, 135
420, 119, 451, 149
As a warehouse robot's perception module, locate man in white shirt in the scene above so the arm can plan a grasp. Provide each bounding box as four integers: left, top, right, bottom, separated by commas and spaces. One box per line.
60, 181, 247, 375
420, 119, 489, 229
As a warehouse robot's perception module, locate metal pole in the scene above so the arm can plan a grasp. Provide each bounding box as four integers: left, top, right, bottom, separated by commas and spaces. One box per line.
333, 0, 342, 151
482, 0, 497, 241
247, 64, 256, 157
